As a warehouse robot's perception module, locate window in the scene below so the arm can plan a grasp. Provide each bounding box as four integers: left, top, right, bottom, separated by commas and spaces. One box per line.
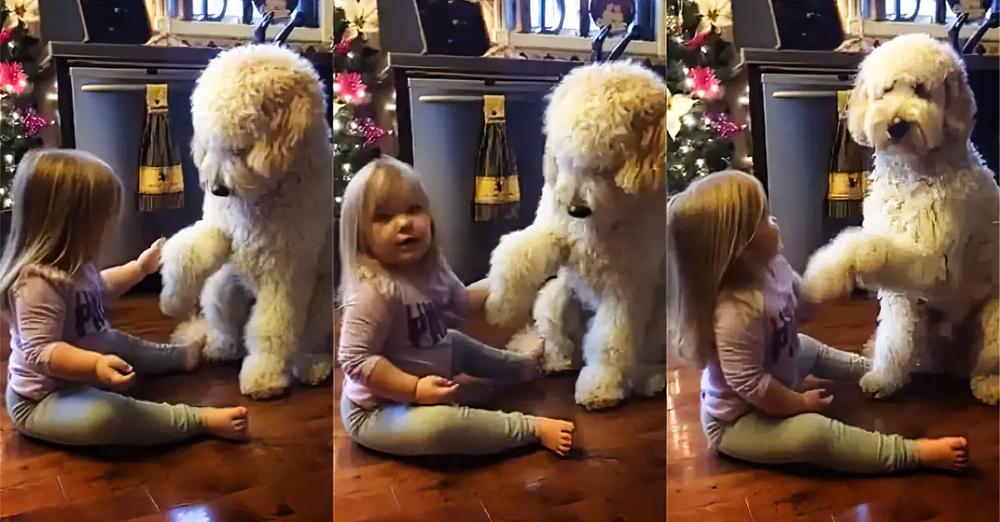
881, 0, 956, 23
166, 0, 331, 43
508, 0, 663, 57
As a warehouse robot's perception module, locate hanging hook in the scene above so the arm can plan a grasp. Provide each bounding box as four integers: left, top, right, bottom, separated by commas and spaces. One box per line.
252, 11, 275, 44
591, 25, 612, 62
273, 5, 305, 46
962, 0, 998, 54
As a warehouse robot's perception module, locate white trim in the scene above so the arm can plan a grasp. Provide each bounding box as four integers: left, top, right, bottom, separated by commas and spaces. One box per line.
860, 20, 999, 41
165, 0, 333, 43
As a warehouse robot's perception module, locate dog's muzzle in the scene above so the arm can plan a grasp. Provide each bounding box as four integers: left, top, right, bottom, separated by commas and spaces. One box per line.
211, 183, 230, 197
567, 205, 592, 218
888, 119, 911, 142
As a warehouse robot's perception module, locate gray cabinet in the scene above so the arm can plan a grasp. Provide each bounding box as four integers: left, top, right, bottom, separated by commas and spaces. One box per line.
407, 78, 554, 283
761, 73, 854, 272
70, 67, 203, 268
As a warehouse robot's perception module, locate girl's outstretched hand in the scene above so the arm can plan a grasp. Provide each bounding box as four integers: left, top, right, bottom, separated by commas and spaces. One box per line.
138, 238, 166, 275
414, 375, 459, 405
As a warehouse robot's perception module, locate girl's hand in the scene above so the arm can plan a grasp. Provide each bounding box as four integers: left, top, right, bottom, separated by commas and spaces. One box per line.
95, 354, 136, 391
801, 388, 833, 412
138, 238, 166, 276
414, 375, 459, 405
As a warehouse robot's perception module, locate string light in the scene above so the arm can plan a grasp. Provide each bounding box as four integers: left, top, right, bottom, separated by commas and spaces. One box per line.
695, 158, 706, 167
683, 114, 697, 127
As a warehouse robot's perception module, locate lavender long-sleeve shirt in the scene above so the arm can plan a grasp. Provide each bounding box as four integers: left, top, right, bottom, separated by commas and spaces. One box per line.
701, 256, 804, 422
6, 265, 111, 401
338, 272, 468, 408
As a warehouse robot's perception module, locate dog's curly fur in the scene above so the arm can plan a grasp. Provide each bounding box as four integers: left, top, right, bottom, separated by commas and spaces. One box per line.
159, 45, 333, 399
485, 61, 667, 409
802, 34, 999, 404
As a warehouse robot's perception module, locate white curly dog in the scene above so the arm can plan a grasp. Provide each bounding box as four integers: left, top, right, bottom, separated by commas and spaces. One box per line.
485, 61, 667, 410
159, 45, 333, 399
802, 34, 999, 405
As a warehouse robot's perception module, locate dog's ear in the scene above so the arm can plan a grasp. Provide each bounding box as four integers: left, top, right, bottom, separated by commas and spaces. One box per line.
846, 71, 871, 147
616, 110, 666, 194
542, 152, 558, 185
246, 89, 316, 178
943, 68, 977, 143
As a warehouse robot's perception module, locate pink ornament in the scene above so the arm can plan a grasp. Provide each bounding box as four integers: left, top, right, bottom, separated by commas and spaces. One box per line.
0, 29, 12, 44
334, 72, 366, 104
355, 117, 385, 146
688, 66, 721, 100
708, 112, 741, 140
0, 62, 28, 95
17, 107, 48, 137
688, 31, 707, 50
334, 34, 353, 55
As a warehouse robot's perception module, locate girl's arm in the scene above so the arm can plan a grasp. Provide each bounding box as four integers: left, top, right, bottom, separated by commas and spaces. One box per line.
715, 299, 816, 417
337, 282, 455, 404
12, 278, 132, 389
102, 239, 164, 299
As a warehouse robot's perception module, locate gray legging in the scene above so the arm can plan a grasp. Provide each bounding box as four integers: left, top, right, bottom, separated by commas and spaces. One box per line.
702, 334, 919, 473
341, 330, 541, 456
6, 329, 206, 447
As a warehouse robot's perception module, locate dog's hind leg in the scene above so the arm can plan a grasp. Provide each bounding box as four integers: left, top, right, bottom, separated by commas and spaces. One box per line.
860, 291, 922, 398
202, 264, 252, 362
533, 270, 584, 373
971, 298, 999, 405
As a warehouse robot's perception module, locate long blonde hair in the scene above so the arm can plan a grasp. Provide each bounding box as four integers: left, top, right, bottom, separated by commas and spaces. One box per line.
666, 170, 767, 369
0, 149, 122, 313
337, 156, 453, 300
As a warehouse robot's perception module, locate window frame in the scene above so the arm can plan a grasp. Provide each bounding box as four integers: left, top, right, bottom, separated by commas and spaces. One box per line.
493, 1, 666, 58
163, 0, 333, 43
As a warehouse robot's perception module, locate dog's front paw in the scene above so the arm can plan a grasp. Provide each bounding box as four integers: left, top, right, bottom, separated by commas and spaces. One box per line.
802, 248, 856, 302
204, 330, 243, 362
292, 353, 333, 386
239, 353, 290, 399
971, 375, 999, 406
484, 290, 530, 328
160, 283, 199, 319
575, 364, 627, 410
541, 345, 575, 373
859, 368, 906, 399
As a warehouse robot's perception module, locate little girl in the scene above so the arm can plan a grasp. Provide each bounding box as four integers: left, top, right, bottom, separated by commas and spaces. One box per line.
1, 149, 248, 446
666, 170, 969, 473
337, 156, 574, 456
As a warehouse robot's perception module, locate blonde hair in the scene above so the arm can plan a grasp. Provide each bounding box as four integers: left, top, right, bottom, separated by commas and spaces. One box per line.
666, 170, 767, 369
0, 149, 122, 313
337, 156, 453, 299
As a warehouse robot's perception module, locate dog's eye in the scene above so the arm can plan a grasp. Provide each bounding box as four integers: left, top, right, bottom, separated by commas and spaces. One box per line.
914, 83, 931, 98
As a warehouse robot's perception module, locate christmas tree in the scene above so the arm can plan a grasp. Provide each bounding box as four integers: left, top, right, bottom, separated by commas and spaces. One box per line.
332, 6, 384, 212
665, 0, 741, 194
1, 2, 48, 212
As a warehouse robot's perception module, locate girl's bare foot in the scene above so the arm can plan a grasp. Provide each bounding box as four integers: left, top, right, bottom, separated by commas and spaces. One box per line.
534, 417, 575, 456
202, 406, 250, 441
182, 340, 202, 371
916, 437, 969, 472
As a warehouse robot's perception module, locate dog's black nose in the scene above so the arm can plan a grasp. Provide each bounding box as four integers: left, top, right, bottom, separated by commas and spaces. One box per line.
211, 184, 230, 197
888, 120, 911, 142
567, 205, 592, 218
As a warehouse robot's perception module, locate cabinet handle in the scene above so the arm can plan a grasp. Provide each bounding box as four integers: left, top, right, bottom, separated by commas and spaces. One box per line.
771, 90, 843, 99
81, 84, 173, 92
418, 95, 488, 103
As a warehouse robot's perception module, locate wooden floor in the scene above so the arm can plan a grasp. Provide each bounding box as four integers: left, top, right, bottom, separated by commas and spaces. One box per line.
0, 295, 333, 521
668, 298, 1000, 522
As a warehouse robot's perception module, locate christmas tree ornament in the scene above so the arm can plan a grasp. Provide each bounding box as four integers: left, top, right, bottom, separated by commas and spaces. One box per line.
474, 95, 520, 222
687, 66, 721, 99
138, 84, 184, 211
